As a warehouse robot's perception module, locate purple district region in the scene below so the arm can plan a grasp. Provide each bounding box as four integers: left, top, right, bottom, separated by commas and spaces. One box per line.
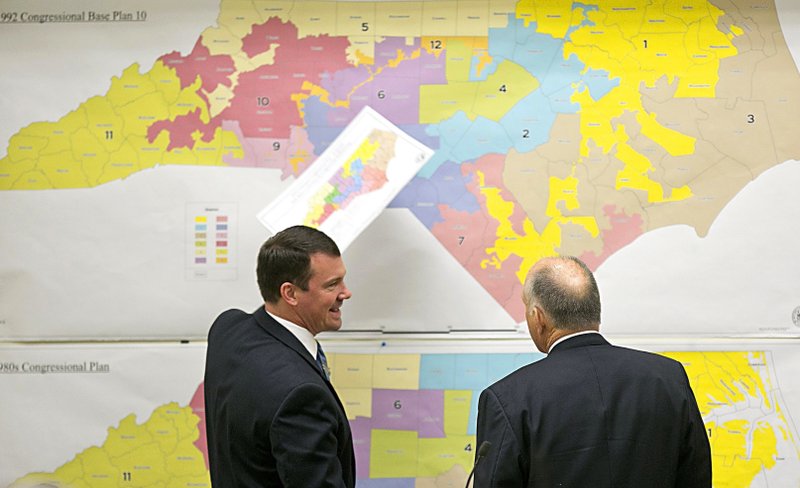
374, 36, 419, 65
350, 417, 374, 479
302, 93, 439, 165
323, 38, 447, 127
372, 389, 445, 437
349, 389, 445, 481
320, 65, 372, 103
321, 37, 418, 100
390, 161, 480, 228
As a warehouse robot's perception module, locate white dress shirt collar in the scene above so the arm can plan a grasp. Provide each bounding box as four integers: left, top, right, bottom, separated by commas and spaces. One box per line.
265, 309, 318, 359
548, 330, 601, 354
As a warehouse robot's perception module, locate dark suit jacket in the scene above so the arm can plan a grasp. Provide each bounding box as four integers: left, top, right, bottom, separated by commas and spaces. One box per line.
204, 307, 356, 488
475, 333, 711, 487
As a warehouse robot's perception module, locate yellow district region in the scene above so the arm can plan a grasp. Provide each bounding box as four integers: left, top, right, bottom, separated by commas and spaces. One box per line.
418, 435, 475, 478
212, 0, 516, 40
664, 352, 772, 417
303, 186, 334, 226
371, 429, 419, 478
664, 352, 788, 488
1, 62, 240, 190
201, 2, 260, 54
444, 390, 473, 435
420, 41, 538, 124
613, 126, 693, 203
370, 429, 475, 479
330, 353, 374, 388
515, 0, 586, 39
345, 138, 380, 177
372, 354, 421, 390
713, 419, 778, 482
477, 170, 598, 285
571, 86, 692, 204
11, 403, 208, 488
636, 110, 695, 157
337, 388, 373, 420
547, 0, 737, 204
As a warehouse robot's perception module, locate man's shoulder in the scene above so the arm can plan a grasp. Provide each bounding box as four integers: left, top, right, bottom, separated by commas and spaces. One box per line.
608, 343, 683, 367
207, 307, 274, 345
485, 359, 543, 395
213, 307, 252, 324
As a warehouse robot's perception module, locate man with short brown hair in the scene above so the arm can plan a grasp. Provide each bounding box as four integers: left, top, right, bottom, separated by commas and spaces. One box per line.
205, 225, 355, 487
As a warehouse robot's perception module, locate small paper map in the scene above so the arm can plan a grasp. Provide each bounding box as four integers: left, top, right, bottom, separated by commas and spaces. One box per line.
257, 106, 433, 250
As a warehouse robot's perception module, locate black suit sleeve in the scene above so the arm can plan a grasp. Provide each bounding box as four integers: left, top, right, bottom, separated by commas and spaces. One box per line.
475, 388, 525, 487
676, 368, 713, 487
270, 382, 348, 488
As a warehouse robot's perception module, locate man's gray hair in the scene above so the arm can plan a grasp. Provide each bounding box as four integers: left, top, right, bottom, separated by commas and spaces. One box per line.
524, 256, 601, 331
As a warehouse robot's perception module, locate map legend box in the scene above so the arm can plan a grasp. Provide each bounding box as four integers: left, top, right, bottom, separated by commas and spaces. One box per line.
186, 203, 237, 281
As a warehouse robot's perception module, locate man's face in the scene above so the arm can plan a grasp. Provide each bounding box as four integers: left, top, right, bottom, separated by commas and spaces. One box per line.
294, 252, 352, 335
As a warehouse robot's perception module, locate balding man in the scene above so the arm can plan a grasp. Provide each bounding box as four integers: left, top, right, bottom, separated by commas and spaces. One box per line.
474, 256, 711, 487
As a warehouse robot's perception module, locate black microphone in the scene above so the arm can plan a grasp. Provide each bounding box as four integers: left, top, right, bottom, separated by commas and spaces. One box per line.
464, 441, 492, 488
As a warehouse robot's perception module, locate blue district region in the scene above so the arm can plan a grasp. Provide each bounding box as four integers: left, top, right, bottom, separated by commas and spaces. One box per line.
332, 160, 364, 202
420, 112, 512, 178
389, 161, 480, 229
421, 13, 622, 178
304, 95, 345, 155
566, 3, 600, 36
419, 353, 543, 391
580, 67, 620, 101
419, 353, 544, 436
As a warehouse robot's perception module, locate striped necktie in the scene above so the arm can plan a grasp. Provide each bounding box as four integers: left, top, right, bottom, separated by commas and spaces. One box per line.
315, 342, 330, 380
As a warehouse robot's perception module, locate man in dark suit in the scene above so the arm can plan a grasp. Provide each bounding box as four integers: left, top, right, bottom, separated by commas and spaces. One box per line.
474, 256, 711, 487
204, 225, 356, 487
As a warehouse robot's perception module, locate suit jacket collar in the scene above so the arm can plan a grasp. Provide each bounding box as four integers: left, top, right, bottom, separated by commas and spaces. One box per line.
549, 332, 609, 354
252, 307, 353, 452
253, 306, 322, 376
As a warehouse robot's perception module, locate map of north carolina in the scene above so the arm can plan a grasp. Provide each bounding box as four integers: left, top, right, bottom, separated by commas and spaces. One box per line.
1, 0, 798, 323
8, 351, 799, 487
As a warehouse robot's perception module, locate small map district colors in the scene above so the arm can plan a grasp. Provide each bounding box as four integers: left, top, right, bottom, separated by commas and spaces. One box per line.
9, 351, 799, 488
305, 129, 397, 227
2, 0, 799, 322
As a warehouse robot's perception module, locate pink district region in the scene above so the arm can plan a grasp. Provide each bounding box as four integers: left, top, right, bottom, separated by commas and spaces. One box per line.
431, 154, 530, 322
221, 121, 316, 178
148, 108, 217, 150
431, 204, 526, 322
580, 205, 644, 270
189, 383, 210, 471
160, 39, 236, 93
218, 17, 352, 139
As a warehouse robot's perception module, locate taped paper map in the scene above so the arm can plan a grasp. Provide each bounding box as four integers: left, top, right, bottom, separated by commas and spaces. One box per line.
257, 106, 433, 250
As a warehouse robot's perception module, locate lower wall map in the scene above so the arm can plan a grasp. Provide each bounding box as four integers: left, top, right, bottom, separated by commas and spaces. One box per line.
1, 340, 798, 487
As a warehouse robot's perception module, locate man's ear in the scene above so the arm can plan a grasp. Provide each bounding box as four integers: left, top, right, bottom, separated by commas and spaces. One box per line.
532, 306, 547, 332
279, 282, 298, 306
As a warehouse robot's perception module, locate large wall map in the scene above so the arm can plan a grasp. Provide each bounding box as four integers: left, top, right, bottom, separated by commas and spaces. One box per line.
1, 0, 799, 338
2, 343, 799, 487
